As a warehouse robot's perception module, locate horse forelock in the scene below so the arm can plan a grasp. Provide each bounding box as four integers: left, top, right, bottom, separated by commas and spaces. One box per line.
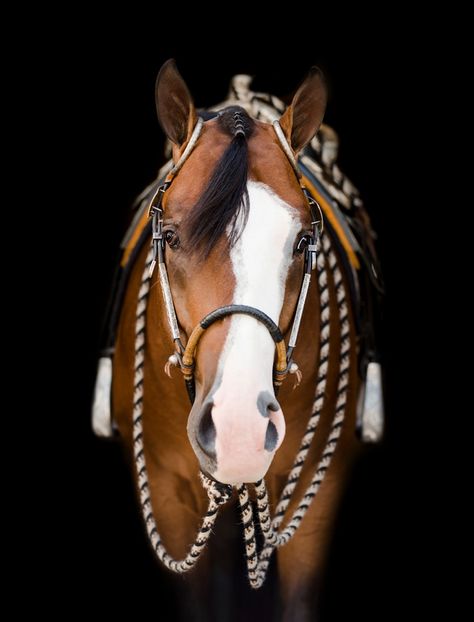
183, 107, 255, 258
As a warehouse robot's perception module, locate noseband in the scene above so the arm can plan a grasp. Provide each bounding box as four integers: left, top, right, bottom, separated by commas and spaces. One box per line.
180, 305, 287, 402
148, 118, 323, 404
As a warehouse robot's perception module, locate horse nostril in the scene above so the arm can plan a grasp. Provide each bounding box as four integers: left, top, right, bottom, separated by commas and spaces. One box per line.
264, 420, 279, 452
257, 390, 280, 418
197, 402, 216, 458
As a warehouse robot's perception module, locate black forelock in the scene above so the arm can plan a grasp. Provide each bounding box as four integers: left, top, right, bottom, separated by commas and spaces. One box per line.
185, 106, 255, 258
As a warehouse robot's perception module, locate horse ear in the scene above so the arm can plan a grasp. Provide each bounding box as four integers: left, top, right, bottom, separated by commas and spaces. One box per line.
279, 67, 327, 153
155, 59, 197, 147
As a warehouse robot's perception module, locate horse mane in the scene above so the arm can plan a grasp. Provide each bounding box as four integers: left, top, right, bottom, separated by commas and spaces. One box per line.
185, 106, 254, 258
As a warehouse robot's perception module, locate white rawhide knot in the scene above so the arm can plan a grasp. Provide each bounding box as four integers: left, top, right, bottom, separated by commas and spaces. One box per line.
164, 352, 180, 378
199, 472, 233, 505
289, 362, 303, 389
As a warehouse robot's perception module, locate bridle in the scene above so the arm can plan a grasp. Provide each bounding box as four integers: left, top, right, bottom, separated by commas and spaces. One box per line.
147, 117, 323, 404
131, 112, 354, 588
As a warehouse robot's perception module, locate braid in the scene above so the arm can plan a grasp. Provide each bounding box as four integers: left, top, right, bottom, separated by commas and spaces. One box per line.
218, 105, 254, 139
233, 110, 246, 137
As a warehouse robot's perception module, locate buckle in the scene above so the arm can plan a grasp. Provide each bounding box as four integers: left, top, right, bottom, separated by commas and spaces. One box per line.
147, 182, 170, 217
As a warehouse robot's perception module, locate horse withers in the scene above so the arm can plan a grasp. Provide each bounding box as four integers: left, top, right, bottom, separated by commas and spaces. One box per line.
99, 59, 382, 621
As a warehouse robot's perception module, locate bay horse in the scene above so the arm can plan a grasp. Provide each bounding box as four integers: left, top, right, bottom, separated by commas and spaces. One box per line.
108, 60, 372, 621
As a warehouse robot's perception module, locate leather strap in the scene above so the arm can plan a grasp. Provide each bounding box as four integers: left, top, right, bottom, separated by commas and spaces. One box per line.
181, 305, 288, 397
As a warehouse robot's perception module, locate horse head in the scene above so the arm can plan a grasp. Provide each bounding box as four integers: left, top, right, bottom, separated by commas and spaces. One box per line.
154, 60, 327, 485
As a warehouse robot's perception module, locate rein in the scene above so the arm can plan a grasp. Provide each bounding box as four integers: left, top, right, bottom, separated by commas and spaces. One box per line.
132, 119, 350, 588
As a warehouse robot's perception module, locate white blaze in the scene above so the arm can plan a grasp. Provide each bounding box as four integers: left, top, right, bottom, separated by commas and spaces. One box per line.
211, 181, 301, 484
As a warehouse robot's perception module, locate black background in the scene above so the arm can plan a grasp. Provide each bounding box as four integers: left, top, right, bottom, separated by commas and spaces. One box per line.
39, 18, 434, 621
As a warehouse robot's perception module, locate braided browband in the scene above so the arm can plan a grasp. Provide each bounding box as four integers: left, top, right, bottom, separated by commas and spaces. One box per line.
169, 117, 204, 175
272, 120, 301, 177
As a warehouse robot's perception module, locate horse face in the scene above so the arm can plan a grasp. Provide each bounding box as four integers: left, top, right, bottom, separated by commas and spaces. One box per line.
156, 61, 326, 484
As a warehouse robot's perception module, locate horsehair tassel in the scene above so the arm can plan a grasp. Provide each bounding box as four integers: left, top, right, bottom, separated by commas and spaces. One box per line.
358, 361, 384, 442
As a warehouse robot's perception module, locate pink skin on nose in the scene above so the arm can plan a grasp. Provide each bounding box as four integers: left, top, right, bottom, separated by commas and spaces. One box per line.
210, 383, 286, 485
212, 406, 285, 485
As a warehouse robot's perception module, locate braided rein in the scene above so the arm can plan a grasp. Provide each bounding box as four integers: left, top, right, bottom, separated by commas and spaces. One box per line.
132, 232, 350, 587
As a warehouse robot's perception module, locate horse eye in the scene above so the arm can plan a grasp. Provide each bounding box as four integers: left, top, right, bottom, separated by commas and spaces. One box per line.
295, 234, 311, 255
164, 229, 180, 249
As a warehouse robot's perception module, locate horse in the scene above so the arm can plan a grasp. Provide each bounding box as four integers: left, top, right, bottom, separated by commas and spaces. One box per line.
105, 59, 376, 621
